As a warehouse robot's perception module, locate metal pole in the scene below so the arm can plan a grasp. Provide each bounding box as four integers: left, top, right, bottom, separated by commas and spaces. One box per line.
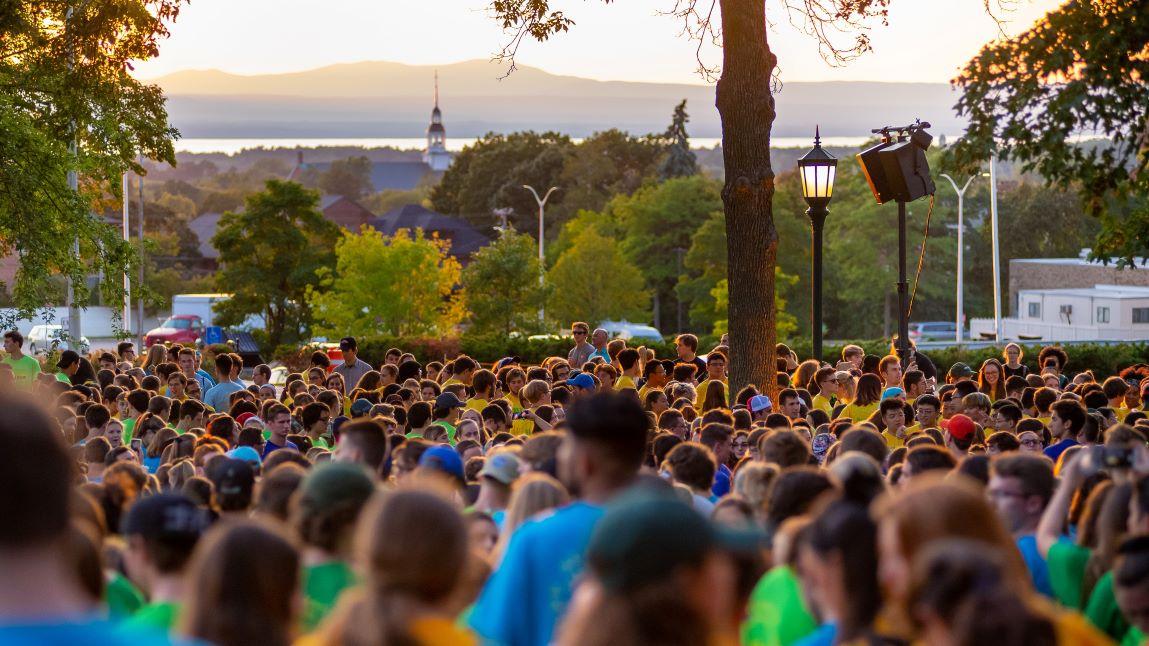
989, 156, 1002, 342
808, 206, 827, 361
897, 200, 909, 367
65, 5, 83, 346
137, 159, 145, 349
675, 247, 685, 333
523, 185, 558, 327
940, 173, 977, 345
122, 173, 131, 333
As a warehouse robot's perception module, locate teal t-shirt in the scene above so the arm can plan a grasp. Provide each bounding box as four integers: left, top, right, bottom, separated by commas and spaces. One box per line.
104, 572, 145, 620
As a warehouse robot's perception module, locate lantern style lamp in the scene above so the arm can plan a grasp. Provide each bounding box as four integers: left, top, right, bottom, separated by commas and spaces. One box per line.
797, 127, 837, 361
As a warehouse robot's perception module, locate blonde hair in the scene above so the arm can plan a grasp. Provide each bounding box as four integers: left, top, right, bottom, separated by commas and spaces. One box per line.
494, 473, 569, 557
520, 380, 550, 407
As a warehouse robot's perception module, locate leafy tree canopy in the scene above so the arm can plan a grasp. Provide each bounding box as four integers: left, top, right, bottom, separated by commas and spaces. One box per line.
212, 180, 339, 348
461, 229, 549, 336
309, 227, 465, 338
547, 227, 650, 326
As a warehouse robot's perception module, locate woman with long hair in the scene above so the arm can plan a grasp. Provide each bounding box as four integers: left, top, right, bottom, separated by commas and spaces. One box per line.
310, 490, 474, 645
796, 497, 887, 645
142, 344, 167, 375
792, 360, 820, 394
1003, 343, 1029, 379
181, 520, 300, 646
701, 380, 728, 412
838, 374, 882, 422
979, 358, 1006, 401
494, 473, 570, 558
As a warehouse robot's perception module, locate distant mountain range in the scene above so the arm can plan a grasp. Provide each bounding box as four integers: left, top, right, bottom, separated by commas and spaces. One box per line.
150, 59, 967, 139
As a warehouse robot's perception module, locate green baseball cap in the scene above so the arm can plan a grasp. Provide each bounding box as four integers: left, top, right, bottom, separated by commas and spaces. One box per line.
587, 491, 764, 593
298, 461, 376, 510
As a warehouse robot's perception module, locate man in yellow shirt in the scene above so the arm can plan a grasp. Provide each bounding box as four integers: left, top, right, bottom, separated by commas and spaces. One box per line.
880, 398, 913, 449
810, 366, 838, 415
444, 356, 478, 389
615, 348, 641, 391
1102, 376, 1130, 421
693, 352, 729, 409
467, 369, 496, 413
638, 360, 668, 401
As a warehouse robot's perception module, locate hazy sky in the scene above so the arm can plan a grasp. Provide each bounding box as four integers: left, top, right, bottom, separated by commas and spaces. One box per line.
133, 0, 1062, 84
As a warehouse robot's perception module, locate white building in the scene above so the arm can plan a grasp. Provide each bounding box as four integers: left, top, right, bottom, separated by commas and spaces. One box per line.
423, 72, 451, 172
971, 284, 1149, 341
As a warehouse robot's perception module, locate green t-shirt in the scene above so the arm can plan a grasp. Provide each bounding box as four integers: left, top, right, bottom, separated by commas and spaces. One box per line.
430, 420, 457, 445
124, 601, 180, 633
55, 371, 71, 384
2, 354, 40, 388
301, 560, 358, 631
741, 565, 819, 646
1047, 540, 1092, 609
1085, 571, 1129, 641
122, 417, 137, 444
1121, 626, 1146, 646
104, 572, 145, 620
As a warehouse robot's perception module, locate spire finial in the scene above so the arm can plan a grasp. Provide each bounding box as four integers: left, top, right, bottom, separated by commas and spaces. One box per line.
814, 125, 821, 146
434, 70, 439, 108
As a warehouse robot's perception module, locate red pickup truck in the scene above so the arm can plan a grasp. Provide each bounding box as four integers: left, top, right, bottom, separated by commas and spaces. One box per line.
144, 315, 205, 347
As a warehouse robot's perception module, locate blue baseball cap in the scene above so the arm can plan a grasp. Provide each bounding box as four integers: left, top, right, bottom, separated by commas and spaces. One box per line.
881, 387, 906, 401
567, 373, 595, 391
226, 445, 262, 467
418, 445, 465, 483
749, 395, 773, 413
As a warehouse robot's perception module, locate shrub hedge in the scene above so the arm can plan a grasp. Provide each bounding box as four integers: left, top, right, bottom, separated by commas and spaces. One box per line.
275, 334, 1149, 381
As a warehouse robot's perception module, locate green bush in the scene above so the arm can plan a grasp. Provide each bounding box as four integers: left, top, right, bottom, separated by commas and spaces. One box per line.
276, 335, 1149, 381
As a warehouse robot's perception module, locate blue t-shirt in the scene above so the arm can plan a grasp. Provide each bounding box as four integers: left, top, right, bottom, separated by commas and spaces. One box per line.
469, 501, 604, 646
1017, 534, 1054, 597
0, 617, 186, 645
1044, 438, 1078, 462
794, 622, 837, 646
712, 463, 732, 498
204, 380, 244, 413
589, 347, 610, 363
262, 439, 299, 458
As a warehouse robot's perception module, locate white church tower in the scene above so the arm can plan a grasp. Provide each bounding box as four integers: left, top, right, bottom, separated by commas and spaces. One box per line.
423, 72, 451, 172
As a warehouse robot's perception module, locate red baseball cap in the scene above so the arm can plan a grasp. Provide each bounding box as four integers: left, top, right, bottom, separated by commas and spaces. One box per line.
947, 414, 976, 442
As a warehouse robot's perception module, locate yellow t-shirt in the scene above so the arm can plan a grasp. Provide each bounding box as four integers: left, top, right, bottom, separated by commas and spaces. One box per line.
839, 401, 878, 423
615, 375, 637, 390
505, 392, 523, 413
881, 429, 905, 449
465, 397, 488, 413
811, 394, 834, 415
694, 379, 729, 409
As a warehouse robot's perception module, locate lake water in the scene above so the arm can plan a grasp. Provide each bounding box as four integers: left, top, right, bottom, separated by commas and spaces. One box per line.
174, 135, 885, 155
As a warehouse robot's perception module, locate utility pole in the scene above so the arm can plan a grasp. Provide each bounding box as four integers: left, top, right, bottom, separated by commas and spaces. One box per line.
989, 156, 1003, 342
939, 173, 979, 345
522, 185, 559, 327
65, 5, 83, 345
137, 158, 146, 348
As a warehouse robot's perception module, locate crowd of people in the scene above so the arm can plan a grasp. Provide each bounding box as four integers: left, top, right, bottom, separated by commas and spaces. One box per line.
2, 321, 1149, 646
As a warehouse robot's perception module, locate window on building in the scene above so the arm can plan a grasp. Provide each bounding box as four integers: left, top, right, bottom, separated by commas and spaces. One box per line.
1097, 306, 1110, 324
1028, 302, 1041, 318
1134, 308, 1149, 324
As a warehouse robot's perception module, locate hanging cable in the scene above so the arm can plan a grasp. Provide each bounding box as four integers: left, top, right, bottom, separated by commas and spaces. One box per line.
907, 193, 935, 321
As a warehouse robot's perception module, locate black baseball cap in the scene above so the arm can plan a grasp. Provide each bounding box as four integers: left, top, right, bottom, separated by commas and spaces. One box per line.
121, 493, 210, 539
587, 491, 764, 592
434, 392, 466, 410
339, 337, 357, 351
56, 349, 80, 369
208, 457, 255, 496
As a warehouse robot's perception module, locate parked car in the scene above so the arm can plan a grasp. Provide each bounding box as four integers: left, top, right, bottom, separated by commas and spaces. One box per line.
908, 321, 963, 342
27, 325, 90, 356
600, 320, 664, 342
144, 314, 206, 347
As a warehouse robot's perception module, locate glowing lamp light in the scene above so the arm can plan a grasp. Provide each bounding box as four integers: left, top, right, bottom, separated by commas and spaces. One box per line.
798, 126, 837, 206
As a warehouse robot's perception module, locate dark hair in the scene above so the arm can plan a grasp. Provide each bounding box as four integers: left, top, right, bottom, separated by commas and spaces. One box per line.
905, 445, 957, 475
338, 420, 389, 475
838, 428, 889, 465
990, 453, 1054, 504
803, 499, 881, 641
1051, 399, 1087, 435
565, 392, 649, 484
664, 442, 716, 492
986, 431, 1020, 453
854, 374, 882, 407
182, 520, 299, 646
1033, 387, 1058, 413
759, 430, 811, 468
909, 539, 1056, 646
766, 467, 835, 530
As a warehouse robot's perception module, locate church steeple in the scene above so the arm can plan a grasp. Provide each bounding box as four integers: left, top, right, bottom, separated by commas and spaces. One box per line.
424, 71, 450, 171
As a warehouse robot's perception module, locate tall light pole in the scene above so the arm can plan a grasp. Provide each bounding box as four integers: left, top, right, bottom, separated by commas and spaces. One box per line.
523, 185, 558, 326
989, 156, 1003, 342
65, 4, 83, 346
939, 172, 977, 345
797, 127, 837, 362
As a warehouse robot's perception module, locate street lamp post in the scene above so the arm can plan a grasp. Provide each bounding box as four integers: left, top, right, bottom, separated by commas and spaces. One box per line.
939, 172, 978, 345
523, 185, 559, 326
797, 127, 837, 362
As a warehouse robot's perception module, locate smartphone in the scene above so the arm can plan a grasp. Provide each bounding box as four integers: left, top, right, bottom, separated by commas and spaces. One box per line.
1102, 446, 1134, 469
130, 438, 143, 452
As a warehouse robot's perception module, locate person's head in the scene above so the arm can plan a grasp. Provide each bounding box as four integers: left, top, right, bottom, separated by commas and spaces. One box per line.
879, 355, 903, 388
908, 538, 1056, 646
766, 467, 836, 530
83, 403, 112, 438
559, 392, 649, 498
122, 493, 209, 593
798, 498, 881, 642
842, 344, 864, 369
591, 327, 609, 349
572, 321, 590, 343
698, 423, 734, 465
854, 374, 883, 407
985, 431, 1020, 456
264, 403, 291, 441
759, 430, 812, 468
901, 446, 957, 484
880, 398, 908, 431
182, 520, 299, 646
705, 352, 727, 381
2, 330, 23, 355
914, 394, 941, 429
1114, 535, 1149, 636
987, 453, 1054, 535
675, 333, 699, 360
334, 419, 389, 477
1049, 398, 1086, 440
990, 402, 1022, 433
292, 462, 375, 558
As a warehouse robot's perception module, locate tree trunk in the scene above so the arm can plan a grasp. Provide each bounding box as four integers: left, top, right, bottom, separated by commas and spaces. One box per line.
717, 0, 778, 395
